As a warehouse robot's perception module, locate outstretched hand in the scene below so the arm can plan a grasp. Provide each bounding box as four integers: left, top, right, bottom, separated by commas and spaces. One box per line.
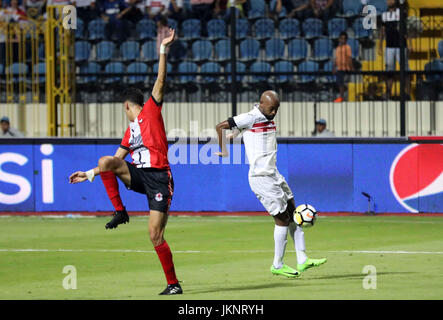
69, 171, 88, 184
161, 28, 176, 47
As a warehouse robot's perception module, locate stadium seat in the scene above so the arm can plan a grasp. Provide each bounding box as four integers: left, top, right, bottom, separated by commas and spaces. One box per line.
248, 0, 265, 20
191, 40, 213, 62
368, 0, 387, 14
8, 62, 28, 82
182, 19, 201, 40
0, 64, 3, 74
141, 40, 158, 62
297, 60, 318, 83
264, 38, 285, 61
279, 18, 301, 40
38, 43, 45, 61
214, 39, 231, 62
353, 18, 371, 40
136, 19, 156, 40
338, 0, 362, 18
250, 61, 271, 83
75, 41, 91, 62
254, 18, 275, 40
288, 39, 308, 62
207, 19, 227, 40
328, 18, 347, 40
302, 18, 324, 40
348, 38, 360, 59
274, 61, 294, 83
236, 19, 250, 39
104, 62, 125, 84
322, 61, 336, 83
78, 62, 101, 83
178, 61, 198, 83
95, 41, 116, 61
270, 0, 287, 18
127, 62, 148, 84
239, 38, 260, 62
200, 62, 221, 83
424, 60, 443, 83
88, 19, 106, 41
168, 40, 188, 62
75, 18, 85, 39
120, 41, 140, 61
225, 62, 246, 82
167, 18, 178, 30
33, 63, 46, 83
438, 40, 443, 59
312, 39, 333, 62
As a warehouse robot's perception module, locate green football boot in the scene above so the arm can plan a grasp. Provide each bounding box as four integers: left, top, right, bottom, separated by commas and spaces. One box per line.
270, 264, 301, 278
297, 258, 327, 272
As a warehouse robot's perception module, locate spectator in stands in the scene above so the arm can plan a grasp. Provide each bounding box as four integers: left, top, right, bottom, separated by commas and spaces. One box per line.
309, 0, 337, 20
0, 0, 7, 66
101, 0, 131, 43
190, 0, 214, 33
275, 0, 310, 20
166, 0, 184, 23
146, 0, 168, 21
333, 31, 354, 103
1, 116, 24, 137
123, 0, 144, 22
23, 0, 45, 20
314, 119, 334, 137
73, 0, 101, 23
214, 0, 248, 20
6, 0, 27, 21
378, 0, 411, 100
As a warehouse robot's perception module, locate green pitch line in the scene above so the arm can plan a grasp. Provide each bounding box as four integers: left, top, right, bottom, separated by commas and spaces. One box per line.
0, 216, 442, 300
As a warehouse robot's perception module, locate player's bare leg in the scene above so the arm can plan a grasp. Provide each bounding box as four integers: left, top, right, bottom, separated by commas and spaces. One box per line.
149, 210, 182, 295
97, 156, 131, 229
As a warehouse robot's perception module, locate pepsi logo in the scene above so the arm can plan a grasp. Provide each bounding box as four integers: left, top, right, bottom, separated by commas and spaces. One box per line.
390, 144, 443, 212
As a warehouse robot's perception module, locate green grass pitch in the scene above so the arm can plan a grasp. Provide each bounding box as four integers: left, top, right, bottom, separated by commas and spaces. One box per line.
0, 215, 442, 299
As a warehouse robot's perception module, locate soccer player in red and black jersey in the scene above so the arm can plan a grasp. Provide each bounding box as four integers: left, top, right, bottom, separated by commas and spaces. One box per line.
69, 29, 182, 295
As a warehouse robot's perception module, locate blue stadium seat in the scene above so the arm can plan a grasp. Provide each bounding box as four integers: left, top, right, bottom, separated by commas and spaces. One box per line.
127, 62, 148, 84
438, 40, 443, 59
322, 61, 336, 83
248, 0, 265, 20
207, 19, 226, 40
297, 61, 318, 83
225, 62, 246, 82
254, 18, 275, 40
178, 61, 198, 83
120, 41, 140, 61
274, 61, 294, 83
38, 43, 45, 61
0, 64, 3, 74
168, 18, 178, 30
236, 19, 250, 39
75, 18, 85, 39
264, 38, 285, 61
239, 38, 260, 62
136, 19, 156, 40
270, 0, 287, 18
302, 18, 324, 40
328, 18, 347, 40
312, 38, 333, 62
353, 18, 371, 40
33, 63, 46, 83
88, 19, 106, 41
9, 62, 28, 82
75, 41, 91, 62
191, 40, 213, 62
78, 62, 101, 83
279, 18, 301, 40
348, 38, 360, 59
339, 0, 362, 17
424, 60, 443, 83
250, 61, 271, 83
288, 39, 308, 62
104, 62, 125, 84
168, 40, 188, 62
214, 39, 231, 62
141, 40, 158, 62
95, 41, 116, 61
182, 19, 201, 40
368, 0, 387, 14
201, 62, 221, 83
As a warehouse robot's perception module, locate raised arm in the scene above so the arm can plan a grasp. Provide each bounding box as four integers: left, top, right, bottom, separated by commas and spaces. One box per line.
152, 28, 176, 103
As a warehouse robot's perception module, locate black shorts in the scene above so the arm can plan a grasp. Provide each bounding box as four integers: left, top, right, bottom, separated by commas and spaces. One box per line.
125, 161, 174, 213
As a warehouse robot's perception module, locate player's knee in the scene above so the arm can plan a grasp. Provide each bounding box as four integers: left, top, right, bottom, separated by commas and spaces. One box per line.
98, 156, 118, 172
149, 228, 163, 246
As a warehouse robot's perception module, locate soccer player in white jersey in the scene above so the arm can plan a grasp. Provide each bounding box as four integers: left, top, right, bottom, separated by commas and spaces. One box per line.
215, 90, 327, 277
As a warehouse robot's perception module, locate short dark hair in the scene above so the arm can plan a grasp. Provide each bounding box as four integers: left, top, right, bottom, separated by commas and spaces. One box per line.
339, 31, 348, 40
122, 87, 144, 107
158, 15, 168, 27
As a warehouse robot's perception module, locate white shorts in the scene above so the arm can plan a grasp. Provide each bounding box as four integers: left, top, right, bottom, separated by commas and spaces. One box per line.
249, 172, 294, 216
385, 47, 409, 72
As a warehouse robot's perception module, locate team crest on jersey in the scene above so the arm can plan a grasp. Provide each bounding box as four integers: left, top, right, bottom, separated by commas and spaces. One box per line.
155, 193, 163, 202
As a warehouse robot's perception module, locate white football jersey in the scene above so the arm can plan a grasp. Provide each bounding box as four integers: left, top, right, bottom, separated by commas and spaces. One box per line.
231, 104, 277, 177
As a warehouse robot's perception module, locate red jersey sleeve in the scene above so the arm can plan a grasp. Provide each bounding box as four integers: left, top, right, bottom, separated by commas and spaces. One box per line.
120, 127, 131, 151
142, 95, 163, 115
